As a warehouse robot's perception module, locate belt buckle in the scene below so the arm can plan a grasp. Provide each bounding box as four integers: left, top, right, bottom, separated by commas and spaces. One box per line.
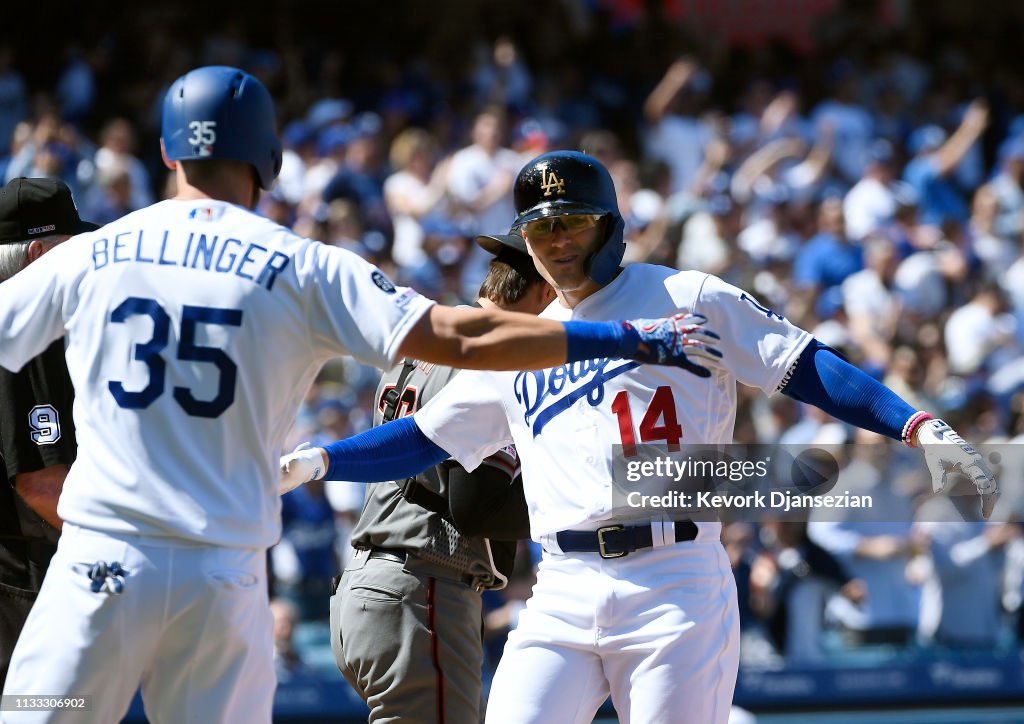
596, 525, 626, 559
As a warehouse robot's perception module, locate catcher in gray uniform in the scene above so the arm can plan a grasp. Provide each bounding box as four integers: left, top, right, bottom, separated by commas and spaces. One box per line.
332, 231, 556, 723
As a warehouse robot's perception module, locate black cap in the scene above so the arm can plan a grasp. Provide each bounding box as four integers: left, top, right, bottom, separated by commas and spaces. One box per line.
0, 177, 99, 244
475, 228, 528, 255
475, 226, 541, 283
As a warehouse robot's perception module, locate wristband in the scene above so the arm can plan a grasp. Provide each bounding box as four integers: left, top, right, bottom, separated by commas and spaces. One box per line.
562, 320, 634, 361
902, 411, 934, 447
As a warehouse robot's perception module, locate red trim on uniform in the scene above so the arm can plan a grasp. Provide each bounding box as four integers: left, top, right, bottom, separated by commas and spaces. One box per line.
427, 576, 445, 723
479, 454, 517, 477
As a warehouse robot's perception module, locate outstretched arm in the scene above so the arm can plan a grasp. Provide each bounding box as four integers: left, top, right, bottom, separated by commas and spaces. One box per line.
279, 416, 448, 493
781, 340, 916, 439
398, 305, 571, 370
282, 313, 723, 493
782, 340, 996, 517
398, 307, 722, 374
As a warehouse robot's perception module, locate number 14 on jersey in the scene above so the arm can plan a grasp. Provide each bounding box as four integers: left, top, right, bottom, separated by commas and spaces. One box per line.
611, 386, 682, 457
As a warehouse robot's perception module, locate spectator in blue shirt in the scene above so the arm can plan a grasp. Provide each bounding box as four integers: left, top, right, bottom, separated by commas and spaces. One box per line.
793, 196, 863, 293
902, 100, 989, 227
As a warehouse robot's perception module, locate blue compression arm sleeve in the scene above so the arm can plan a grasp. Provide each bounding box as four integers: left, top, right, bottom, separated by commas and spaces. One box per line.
563, 320, 635, 361
781, 340, 917, 441
324, 416, 449, 482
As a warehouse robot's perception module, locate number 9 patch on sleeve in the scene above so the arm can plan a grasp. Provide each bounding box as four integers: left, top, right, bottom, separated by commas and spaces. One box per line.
28, 404, 61, 445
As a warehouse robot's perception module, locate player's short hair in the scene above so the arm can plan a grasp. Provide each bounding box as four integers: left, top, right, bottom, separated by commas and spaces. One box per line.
478, 248, 546, 306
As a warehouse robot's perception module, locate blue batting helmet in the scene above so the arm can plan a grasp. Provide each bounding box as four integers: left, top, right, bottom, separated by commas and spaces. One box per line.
513, 151, 625, 285
161, 66, 282, 190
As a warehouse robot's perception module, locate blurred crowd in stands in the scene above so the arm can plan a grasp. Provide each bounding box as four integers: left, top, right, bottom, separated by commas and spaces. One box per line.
7, 0, 1024, 681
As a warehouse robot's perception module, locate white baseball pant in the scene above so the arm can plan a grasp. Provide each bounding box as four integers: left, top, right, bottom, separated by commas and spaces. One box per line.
485, 540, 739, 724
2, 524, 274, 723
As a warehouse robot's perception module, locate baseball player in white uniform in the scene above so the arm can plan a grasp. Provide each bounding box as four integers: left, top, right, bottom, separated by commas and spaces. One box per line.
0, 72, 727, 724
282, 151, 997, 723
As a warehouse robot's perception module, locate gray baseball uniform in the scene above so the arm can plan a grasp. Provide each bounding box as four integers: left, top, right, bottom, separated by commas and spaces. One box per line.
332, 357, 527, 724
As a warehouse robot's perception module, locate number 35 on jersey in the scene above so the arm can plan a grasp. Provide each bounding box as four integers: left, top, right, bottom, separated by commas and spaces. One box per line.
107, 296, 243, 419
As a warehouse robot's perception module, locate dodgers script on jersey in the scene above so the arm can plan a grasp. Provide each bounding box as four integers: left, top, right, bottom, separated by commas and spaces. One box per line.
415, 263, 811, 540
0, 199, 433, 547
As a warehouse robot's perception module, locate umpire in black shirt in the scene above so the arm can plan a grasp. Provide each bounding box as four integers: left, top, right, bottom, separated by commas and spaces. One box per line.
0, 177, 97, 688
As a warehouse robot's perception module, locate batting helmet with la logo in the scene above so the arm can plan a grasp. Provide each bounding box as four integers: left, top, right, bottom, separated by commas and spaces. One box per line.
512, 150, 625, 285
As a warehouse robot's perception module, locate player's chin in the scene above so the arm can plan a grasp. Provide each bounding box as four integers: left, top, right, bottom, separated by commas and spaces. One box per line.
551, 272, 589, 293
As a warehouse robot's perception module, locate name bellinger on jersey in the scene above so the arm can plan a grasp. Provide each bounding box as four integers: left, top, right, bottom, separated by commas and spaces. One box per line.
0, 198, 435, 549
90, 219, 291, 291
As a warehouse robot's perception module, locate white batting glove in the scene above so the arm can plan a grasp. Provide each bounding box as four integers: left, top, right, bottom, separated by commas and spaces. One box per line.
279, 442, 327, 495
917, 419, 997, 518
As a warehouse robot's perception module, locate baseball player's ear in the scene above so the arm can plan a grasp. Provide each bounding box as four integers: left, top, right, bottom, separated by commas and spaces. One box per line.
159, 138, 177, 170
25, 239, 46, 264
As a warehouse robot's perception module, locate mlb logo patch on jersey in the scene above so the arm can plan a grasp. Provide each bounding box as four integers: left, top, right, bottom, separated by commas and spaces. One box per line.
394, 289, 418, 312
372, 270, 397, 294
189, 206, 225, 222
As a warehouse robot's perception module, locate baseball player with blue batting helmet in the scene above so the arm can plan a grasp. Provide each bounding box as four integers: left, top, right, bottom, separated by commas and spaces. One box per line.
161, 65, 282, 191
0, 67, 724, 723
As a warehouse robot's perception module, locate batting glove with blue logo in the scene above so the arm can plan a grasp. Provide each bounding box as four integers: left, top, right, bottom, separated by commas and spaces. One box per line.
621, 313, 723, 377
917, 419, 997, 519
